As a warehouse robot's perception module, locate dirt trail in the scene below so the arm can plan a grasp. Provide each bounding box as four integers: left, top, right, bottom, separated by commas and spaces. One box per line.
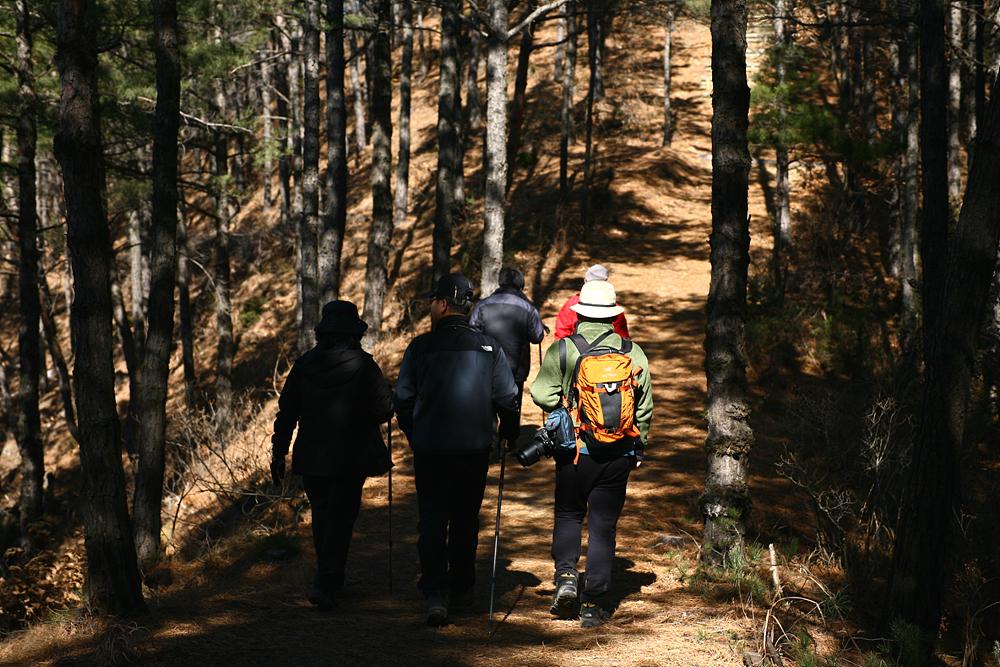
7, 19, 786, 667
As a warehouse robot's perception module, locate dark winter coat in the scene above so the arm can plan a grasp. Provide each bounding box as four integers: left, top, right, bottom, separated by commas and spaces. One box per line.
469, 286, 545, 382
272, 343, 394, 477
394, 315, 520, 453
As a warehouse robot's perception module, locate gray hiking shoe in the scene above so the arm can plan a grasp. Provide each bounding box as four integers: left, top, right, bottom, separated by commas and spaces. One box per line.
425, 593, 448, 627
549, 572, 579, 618
580, 603, 611, 628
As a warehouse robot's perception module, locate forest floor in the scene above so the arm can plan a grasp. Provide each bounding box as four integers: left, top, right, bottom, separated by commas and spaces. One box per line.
1, 15, 884, 667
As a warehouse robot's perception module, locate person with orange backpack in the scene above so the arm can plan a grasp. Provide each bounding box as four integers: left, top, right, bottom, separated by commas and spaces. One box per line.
529, 279, 653, 628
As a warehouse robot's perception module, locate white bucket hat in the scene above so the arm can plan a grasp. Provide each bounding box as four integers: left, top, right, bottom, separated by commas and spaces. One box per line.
570, 280, 625, 318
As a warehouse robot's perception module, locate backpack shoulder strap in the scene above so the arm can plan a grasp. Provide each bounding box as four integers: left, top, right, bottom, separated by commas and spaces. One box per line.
559, 337, 567, 376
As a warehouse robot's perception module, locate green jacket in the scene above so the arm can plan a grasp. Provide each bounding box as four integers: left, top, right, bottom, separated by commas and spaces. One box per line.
530, 320, 653, 447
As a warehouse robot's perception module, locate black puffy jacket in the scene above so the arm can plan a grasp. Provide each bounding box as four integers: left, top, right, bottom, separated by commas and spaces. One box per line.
272, 343, 393, 477
469, 287, 545, 382
394, 315, 519, 452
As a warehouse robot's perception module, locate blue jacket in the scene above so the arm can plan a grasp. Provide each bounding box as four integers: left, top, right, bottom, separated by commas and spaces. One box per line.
469, 286, 545, 382
394, 315, 520, 452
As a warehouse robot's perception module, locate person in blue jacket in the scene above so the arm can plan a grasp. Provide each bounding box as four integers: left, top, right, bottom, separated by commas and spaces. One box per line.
394, 273, 520, 626
469, 267, 546, 423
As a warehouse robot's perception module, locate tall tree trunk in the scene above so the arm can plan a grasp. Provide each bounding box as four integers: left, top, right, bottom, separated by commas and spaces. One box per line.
39, 279, 79, 442
581, 12, 599, 240
261, 49, 273, 218
555, 6, 565, 82
901, 23, 922, 354
947, 0, 963, 202
590, 1, 605, 103
394, 1, 415, 231
349, 28, 368, 152
884, 68, 1000, 651
433, 0, 461, 282
362, 0, 393, 335
418, 3, 428, 80
16, 0, 44, 542
465, 26, 483, 132
177, 192, 196, 410
559, 1, 577, 199
275, 20, 292, 233
299, 0, 322, 353
134, 0, 180, 567
54, 0, 147, 616
702, 0, 752, 567
505, 13, 535, 197
128, 209, 148, 361
919, 0, 950, 353
662, 7, 674, 148
214, 133, 234, 429
482, 0, 510, 298
772, 0, 792, 298
323, 0, 349, 303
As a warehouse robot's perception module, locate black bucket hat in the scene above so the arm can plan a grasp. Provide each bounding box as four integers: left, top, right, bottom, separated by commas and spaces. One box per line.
314, 300, 369, 334
419, 273, 475, 301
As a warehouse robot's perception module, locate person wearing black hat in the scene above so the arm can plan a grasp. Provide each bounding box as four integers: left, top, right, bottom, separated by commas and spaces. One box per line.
394, 273, 520, 626
271, 300, 394, 610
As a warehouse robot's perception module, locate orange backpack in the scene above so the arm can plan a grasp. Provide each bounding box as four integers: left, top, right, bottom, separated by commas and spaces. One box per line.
560, 332, 642, 460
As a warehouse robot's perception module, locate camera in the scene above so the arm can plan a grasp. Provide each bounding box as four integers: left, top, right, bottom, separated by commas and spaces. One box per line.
515, 428, 558, 467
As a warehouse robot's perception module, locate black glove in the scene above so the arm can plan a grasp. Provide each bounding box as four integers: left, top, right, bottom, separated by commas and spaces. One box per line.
270, 455, 286, 486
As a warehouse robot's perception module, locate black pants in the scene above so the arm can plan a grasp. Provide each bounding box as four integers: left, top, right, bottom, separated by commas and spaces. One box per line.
413, 449, 490, 597
302, 474, 367, 595
552, 452, 633, 607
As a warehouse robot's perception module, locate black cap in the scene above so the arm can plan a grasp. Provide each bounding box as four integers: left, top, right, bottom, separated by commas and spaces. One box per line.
419, 273, 475, 301
314, 300, 369, 334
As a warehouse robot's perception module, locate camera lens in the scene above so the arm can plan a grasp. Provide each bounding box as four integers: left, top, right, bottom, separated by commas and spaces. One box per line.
515, 439, 546, 467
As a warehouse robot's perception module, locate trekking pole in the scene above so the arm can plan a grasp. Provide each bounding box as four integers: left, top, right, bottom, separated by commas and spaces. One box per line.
488, 439, 510, 636
387, 417, 394, 594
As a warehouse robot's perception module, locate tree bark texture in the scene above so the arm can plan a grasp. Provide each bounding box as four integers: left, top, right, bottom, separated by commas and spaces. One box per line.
482, 0, 510, 298
214, 134, 234, 429
505, 14, 535, 198
134, 0, 180, 567
299, 0, 321, 351
362, 0, 393, 334
465, 27, 483, 132
702, 0, 753, 567
323, 0, 349, 303
919, 0, 949, 346
884, 68, 1000, 646
349, 28, 368, 151
176, 196, 196, 410
54, 0, 147, 616
16, 0, 44, 537
39, 280, 79, 442
946, 1, 962, 202
559, 1, 577, 198
662, 7, 674, 147
433, 0, 461, 282
393, 1, 414, 231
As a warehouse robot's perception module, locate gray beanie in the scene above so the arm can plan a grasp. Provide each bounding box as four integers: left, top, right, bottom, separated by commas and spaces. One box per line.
584, 264, 610, 282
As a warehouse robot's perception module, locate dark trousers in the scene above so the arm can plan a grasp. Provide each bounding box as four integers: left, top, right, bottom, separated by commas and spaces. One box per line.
552, 452, 633, 607
302, 474, 367, 595
413, 449, 490, 596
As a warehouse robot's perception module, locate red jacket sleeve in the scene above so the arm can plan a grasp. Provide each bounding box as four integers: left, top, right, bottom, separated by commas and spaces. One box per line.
613, 313, 630, 339
554, 294, 580, 339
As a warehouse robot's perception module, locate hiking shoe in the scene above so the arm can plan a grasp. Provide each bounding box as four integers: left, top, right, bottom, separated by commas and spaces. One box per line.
580, 603, 611, 628
549, 573, 579, 618
450, 588, 475, 611
425, 593, 449, 627
308, 588, 337, 611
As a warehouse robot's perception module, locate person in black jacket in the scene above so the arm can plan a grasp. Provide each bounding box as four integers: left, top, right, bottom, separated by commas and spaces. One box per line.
271, 300, 393, 610
394, 273, 520, 626
469, 267, 545, 422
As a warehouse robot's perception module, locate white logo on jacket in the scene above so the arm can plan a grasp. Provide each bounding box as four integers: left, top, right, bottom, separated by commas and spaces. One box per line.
482, 345, 493, 352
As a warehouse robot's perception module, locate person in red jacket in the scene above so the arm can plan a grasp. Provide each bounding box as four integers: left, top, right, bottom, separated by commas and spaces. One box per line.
554, 264, 629, 339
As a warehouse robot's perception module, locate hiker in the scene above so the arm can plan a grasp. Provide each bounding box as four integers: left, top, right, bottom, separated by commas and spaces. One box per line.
554, 264, 630, 339
270, 300, 394, 611
469, 267, 546, 422
529, 279, 653, 628
394, 273, 520, 626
